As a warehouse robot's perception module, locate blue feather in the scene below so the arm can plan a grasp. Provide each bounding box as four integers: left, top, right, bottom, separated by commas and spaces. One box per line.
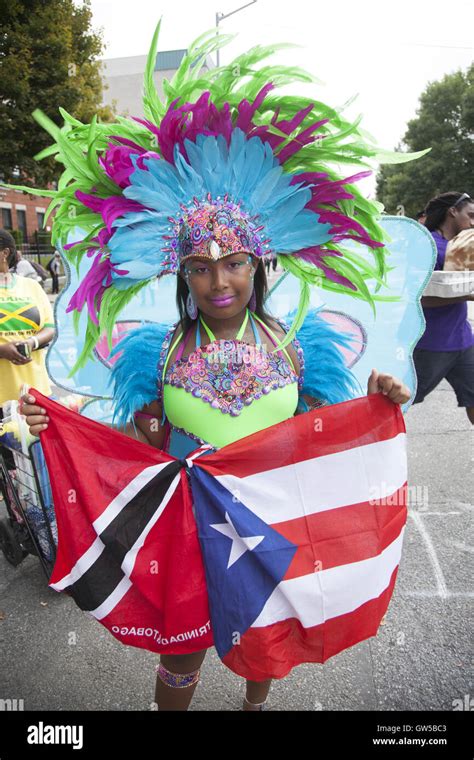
111, 210, 165, 228
109, 221, 170, 261
248, 166, 284, 207
107, 322, 173, 429
107, 128, 340, 287
271, 211, 333, 251
294, 307, 363, 404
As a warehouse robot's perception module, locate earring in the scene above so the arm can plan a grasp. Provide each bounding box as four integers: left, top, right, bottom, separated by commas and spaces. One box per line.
186, 292, 198, 320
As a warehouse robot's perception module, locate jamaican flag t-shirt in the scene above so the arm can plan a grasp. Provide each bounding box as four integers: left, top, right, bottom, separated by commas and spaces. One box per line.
0, 274, 55, 405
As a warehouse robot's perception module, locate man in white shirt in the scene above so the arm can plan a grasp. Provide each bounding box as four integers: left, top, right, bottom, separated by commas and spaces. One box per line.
14, 251, 42, 282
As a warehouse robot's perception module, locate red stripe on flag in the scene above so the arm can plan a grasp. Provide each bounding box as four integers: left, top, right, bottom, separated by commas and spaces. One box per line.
98, 473, 214, 655
221, 566, 400, 681
32, 390, 213, 655
30, 389, 172, 582
201, 394, 405, 479
272, 486, 408, 579
127, 469, 212, 647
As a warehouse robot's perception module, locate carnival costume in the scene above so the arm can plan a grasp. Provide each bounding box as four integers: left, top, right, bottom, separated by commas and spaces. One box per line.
4, 21, 437, 685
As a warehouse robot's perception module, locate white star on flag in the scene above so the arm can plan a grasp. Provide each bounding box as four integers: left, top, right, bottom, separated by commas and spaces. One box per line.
210, 511, 265, 569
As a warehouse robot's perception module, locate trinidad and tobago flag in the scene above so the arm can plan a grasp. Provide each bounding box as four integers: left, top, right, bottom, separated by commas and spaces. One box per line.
31, 388, 407, 682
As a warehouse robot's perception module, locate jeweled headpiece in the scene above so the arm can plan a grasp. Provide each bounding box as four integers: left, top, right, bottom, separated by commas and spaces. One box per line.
171, 195, 267, 263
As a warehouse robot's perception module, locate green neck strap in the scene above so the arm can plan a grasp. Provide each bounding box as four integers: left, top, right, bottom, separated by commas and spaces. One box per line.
199, 308, 249, 343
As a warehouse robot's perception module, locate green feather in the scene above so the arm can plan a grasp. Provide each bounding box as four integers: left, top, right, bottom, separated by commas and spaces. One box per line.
375, 147, 432, 164
0, 181, 56, 198
33, 144, 60, 161
32, 109, 61, 141
273, 277, 311, 351
143, 19, 165, 124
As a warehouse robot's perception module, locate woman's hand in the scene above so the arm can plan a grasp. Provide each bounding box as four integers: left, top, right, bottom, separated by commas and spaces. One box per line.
0, 342, 32, 365
18, 393, 49, 436
367, 368, 411, 404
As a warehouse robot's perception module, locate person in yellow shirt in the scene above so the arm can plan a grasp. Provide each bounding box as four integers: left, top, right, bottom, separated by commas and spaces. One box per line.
0, 230, 55, 410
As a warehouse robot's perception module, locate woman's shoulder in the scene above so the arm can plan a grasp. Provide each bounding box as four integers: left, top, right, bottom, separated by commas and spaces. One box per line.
260, 315, 301, 376
10, 272, 39, 292
263, 315, 287, 337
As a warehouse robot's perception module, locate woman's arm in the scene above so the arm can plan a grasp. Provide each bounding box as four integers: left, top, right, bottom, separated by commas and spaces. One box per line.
124, 399, 166, 449
298, 371, 411, 410
367, 369, 410, 403
25, 326, 55, 350
0, 328, 55, 364
18, 394, 166, 449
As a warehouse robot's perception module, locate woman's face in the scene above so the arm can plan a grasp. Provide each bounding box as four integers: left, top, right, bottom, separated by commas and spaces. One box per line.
182, 251, 258, 320
454, 201, 474, 234
2, 246, 17, 269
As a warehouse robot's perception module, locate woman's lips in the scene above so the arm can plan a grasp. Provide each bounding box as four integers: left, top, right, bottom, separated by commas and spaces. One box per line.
210, 295, 235, 307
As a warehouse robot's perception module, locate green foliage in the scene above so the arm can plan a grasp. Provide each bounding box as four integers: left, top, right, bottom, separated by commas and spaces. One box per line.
10, 229, 24, 247
0, 0, 115, 185
376, 64, 474, 217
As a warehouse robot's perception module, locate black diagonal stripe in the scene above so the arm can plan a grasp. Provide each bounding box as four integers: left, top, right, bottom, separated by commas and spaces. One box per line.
18, 305, 41, 325
67, 460, 182, 611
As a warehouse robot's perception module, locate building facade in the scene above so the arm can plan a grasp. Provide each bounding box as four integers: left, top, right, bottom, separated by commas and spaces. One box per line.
101, 48, 214, 117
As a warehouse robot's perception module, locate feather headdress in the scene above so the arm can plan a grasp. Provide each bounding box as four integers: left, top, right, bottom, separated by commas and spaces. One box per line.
4, 20, 429, 370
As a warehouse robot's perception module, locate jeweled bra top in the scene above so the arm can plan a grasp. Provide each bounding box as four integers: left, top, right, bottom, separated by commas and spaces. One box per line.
158, 309, 302, 455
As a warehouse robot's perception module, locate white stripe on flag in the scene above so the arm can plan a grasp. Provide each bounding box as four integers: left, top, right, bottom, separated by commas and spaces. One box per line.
252, 526, 405, 629
49, 536, 104, 591
216, 433, 407, 525
50, 461, 175, 592
93, 461, 172, 534
91, 472, 182, 621
89, 576, 133, 621
120, 473, 181, 578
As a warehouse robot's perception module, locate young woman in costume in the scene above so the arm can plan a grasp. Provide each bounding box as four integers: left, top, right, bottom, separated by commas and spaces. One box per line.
20, 231, 410, 711
12, 22, 424, 710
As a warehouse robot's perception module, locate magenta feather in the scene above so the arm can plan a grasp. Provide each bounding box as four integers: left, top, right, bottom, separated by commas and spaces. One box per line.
74, 191, 146, 234
66, 251, 129, 325
295, 248, 357, 290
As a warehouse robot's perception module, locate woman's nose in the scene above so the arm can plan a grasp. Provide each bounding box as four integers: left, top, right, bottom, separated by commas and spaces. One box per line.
210, 265, 228, 289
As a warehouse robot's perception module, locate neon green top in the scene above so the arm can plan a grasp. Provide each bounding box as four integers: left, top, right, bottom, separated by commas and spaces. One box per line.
162, 310, 299, 451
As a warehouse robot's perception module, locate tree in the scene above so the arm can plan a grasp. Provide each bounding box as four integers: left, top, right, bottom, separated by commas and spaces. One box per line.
376, 64, 474, 218
0, 0, 115, 185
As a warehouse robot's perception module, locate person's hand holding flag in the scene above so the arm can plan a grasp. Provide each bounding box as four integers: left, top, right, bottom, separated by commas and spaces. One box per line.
367, 369, 411, 404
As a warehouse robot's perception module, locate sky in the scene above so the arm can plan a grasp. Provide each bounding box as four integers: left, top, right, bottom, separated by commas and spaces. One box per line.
88, 0, 473, 195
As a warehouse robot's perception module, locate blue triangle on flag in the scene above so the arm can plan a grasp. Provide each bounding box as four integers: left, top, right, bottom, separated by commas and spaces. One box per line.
190, 466, 297, 659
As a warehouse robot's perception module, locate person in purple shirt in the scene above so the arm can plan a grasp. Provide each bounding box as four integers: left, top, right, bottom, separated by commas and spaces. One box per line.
413, 191, 474, 424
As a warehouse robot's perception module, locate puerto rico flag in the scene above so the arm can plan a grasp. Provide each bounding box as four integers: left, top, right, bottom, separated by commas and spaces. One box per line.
31, 388, 407, 681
